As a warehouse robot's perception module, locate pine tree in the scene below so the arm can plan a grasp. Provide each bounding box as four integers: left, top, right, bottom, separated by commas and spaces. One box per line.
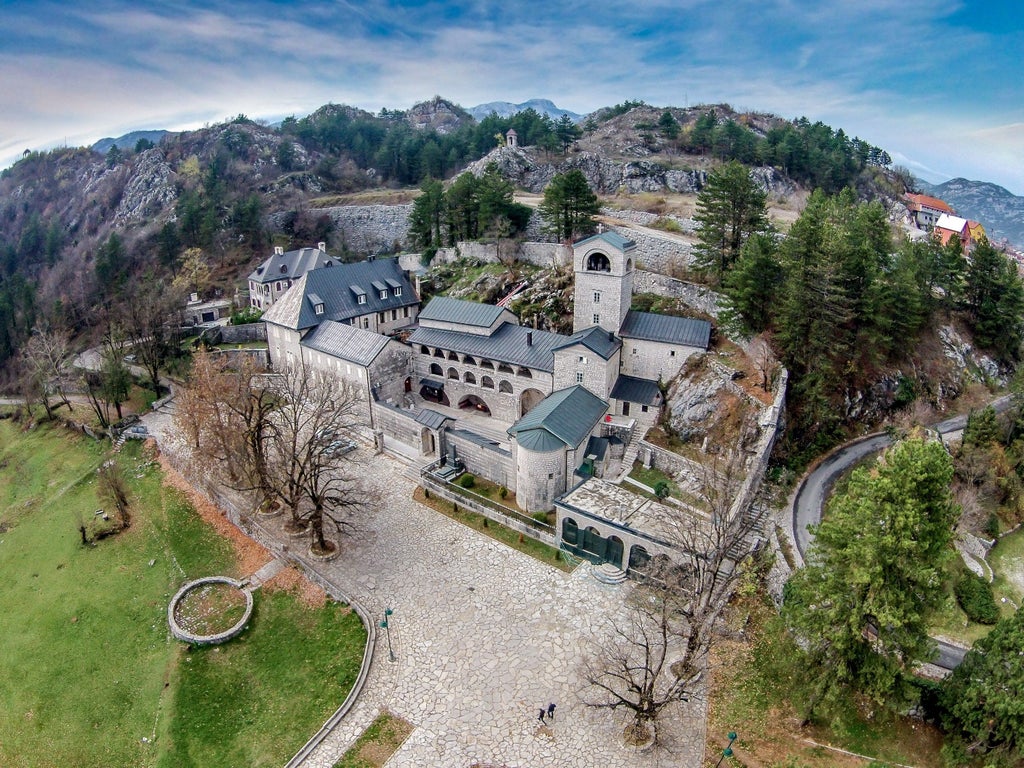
692, 161, 768, 285
538, 170, 600, 242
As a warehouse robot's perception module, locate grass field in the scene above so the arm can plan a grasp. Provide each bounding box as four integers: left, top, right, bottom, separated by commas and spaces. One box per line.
0, 420, 366, 768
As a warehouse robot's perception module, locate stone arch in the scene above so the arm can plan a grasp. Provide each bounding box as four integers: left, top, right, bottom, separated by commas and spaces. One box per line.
420, 345, 430, 354
517, 367, 533, 378
628, 544, 651, 572
498, 362, 514, 374
582, 526, 603, 556
420, 427, 436, 455
498, 380, 513, 394
447, 351, 459, 360
480, 359, 495, 370
433, 349, 445, 358
429, 362, 443, 376
585, 252, 611, 272
481, 375, 494, 389
626, 257, 633, 271
464, 371, 476, 385
458, 394, 491, 415
462, 355, 476, 365
519, 388, 545, 417
562, 517, 579, 546
607, 536, 624, 568
447, 367, 459, 380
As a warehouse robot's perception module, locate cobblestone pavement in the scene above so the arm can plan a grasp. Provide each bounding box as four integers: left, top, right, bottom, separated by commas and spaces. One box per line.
142, 405, 707, 767
294, 459, 706, 768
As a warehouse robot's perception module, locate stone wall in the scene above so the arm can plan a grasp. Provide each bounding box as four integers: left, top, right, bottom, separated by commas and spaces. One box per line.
217, 323, 268, 344
372, 403, 422, 452
600, 208, 697, 234
614, 227, 693, 275
284, 204, 414, 256
633, 271, 725, 319
431, 240, 571, 269
446, 430, 515, 490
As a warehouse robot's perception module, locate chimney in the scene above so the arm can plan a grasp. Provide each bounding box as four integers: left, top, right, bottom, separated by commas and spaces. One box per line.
318, 241, 326, 252
527, 331, 533, 346
608, 329, 614, 341
274, 246, 284, 255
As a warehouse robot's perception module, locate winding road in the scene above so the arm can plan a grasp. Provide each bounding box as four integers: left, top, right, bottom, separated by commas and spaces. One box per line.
790, 395, 1014, 670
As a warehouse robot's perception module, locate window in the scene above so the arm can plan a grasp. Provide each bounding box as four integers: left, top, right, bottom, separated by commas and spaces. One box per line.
403, 307, 409, 318
448, 351, 459, 360
481, 376, 494, 389
464, 372, 476, 385
631, 347, 637, 355
393, 286, 402, 297
420, 345, 430, 355
498, 363, 514, 374
499, 380, 513, 393
391, 310, 397, 320
314, 303, 324, 315
376, 312, 384, 323
641, 405, 649, 413
357, 294, 366, 305
361, 318, 369, 329
480, 360, 495, 370
548, 473, 554, 479
517, 367, 532, 378
447, 367, 459, 380
593, 291, 601, 303
429, 363, 443, 375
670, 350, 676, 357
463, 355, 476, 365
593, 314, 600, 325
276, 281, 282, 291
576, 372, 584, 384
380, 289, 388, 300
578, 355, 585, 363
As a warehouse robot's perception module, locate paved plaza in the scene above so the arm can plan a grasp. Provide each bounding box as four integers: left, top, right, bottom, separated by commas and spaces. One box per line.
144, 405, 707, 767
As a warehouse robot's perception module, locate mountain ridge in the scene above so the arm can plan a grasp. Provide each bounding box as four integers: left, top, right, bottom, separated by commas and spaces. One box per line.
918, 177, 1024, 250
467, 98, 583, 123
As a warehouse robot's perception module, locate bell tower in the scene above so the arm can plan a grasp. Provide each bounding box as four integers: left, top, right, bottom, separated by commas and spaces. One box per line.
572, 228, 636, 334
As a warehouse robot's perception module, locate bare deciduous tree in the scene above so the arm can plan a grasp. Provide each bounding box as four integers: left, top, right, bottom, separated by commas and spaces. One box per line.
20, 326, 75, 419
583, 450, 762, 745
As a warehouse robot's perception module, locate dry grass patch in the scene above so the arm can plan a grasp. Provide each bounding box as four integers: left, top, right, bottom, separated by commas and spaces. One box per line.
333, 710, 414, 768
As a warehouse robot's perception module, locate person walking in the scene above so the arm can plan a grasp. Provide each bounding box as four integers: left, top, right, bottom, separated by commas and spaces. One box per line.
538, 707, 546, 722
546, 702, 556, 720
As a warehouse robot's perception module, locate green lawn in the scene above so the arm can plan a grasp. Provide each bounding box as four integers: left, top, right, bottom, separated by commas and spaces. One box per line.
0, 421, 366, 768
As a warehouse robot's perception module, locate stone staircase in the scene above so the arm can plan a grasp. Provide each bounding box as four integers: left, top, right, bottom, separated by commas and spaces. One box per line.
592, 562, 628, 585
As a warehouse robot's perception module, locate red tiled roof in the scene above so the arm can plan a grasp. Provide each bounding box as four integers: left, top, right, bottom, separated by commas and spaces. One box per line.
905, 193, 954, 214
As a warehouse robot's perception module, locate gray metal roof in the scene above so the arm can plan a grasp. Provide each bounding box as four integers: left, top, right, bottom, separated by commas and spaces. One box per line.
447, 427, 512, 457
585, 435, 609, 461
409, 323, 565, 373
248, 246, 337, 284
610, 374, 662, 405
415, 409, 450, 431
264, 257, 417, 331
507, 385, 608, 450
574, 230, 636, 251
301, 320, 390, 366
619, 310, 711, 348
553, 326, 621, 360
418, 296, 510, 329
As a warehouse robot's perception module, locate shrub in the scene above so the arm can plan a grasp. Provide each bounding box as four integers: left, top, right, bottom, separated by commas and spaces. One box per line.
498, 486, 508, 499
650, 216, 683, 233
955, 572, 1000, 625
230, 306, 263, 325
457, 473, 475, 489
532, 511, 549, 524
653, 480, 671, 499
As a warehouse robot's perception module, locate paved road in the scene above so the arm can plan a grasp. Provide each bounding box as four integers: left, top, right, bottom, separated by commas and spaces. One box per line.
789, 396, 1018, 670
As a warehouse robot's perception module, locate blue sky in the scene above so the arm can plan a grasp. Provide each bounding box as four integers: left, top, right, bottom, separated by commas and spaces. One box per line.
2, 0, 1022, 194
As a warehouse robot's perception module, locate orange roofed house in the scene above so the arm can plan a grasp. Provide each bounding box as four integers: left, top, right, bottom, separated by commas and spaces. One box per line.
905, 193, 954, 230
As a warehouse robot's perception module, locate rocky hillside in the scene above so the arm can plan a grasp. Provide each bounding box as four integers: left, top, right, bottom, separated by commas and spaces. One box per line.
919, 178, 1024, 250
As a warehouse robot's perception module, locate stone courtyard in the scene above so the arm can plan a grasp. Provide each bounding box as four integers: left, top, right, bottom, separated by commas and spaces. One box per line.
144, 404, 707, 767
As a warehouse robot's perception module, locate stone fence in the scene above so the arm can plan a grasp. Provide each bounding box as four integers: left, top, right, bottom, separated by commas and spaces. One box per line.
633, 271, 724, 319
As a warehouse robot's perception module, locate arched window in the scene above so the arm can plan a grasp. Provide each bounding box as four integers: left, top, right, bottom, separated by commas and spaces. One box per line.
562, 517, 579, 545
607, 536, 624, 568
517, 367, 532, 378
481, 376, 494, 389
480, 360, 495, 370
586, 252, 611, 272
498, 363, 514, 374
429, 363, 443, 376
464, 371, 476, 385
628, 545, 651, 572
433, 349, 445, 358
462, 355, 476, 366
626, 257, 633, 271
498, 380, 513, 394
420, 345, 430, 355
447, 351, 459, 360
447, 367, 459, 380
583, 526, 603, 555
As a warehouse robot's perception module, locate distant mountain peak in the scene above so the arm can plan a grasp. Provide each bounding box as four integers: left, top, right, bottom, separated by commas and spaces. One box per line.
919, 177, 1024, 249
467, 99, 583, 123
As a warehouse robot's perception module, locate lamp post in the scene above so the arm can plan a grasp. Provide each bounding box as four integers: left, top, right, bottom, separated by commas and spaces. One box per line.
380, 607, 395, 662
714, 731, 737, 768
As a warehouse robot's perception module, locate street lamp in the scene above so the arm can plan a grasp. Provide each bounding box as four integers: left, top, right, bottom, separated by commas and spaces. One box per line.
714, 731, 737, 768
380, 607, 395, 662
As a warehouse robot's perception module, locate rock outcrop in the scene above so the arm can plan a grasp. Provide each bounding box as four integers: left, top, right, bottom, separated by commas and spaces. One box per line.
113, 149, 177, 226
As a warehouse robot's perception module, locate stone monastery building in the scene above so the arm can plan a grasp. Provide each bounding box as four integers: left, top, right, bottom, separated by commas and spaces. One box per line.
263, 232, 711, 514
